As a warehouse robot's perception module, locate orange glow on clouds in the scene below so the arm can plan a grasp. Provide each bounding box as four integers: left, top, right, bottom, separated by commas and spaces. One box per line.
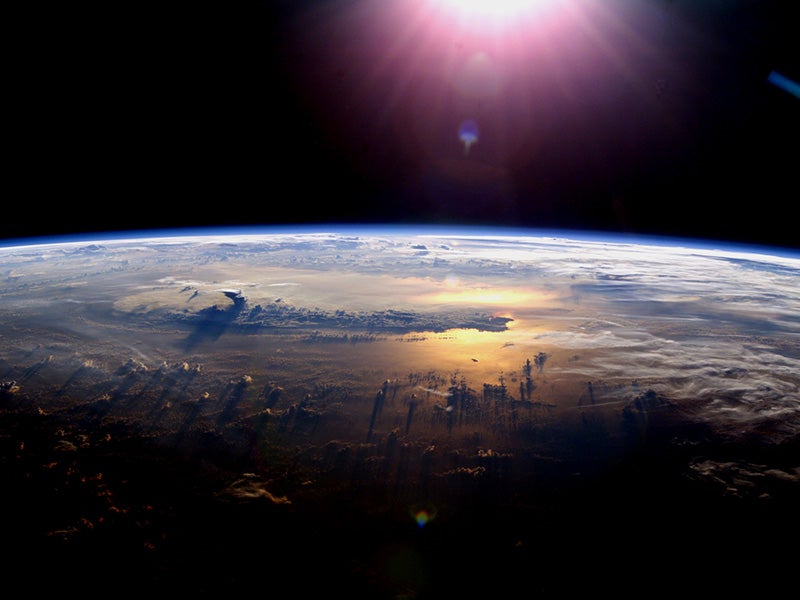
424, 287, 554, 306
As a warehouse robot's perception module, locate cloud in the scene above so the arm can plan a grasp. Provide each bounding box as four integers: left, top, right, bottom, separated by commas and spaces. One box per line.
421, 287, 556, 307
5, 230, 800, 450
217, 474, 292, 505
440, 466, 487, 479
689, 459, 800, 498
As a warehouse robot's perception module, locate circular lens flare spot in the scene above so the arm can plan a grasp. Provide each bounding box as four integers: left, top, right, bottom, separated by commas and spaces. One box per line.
415, 511, 431, 528
410, 505, 438, 528
458, 119, 479, 155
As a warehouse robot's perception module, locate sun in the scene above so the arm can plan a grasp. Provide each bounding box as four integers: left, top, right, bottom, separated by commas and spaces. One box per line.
431, 0, 555, 21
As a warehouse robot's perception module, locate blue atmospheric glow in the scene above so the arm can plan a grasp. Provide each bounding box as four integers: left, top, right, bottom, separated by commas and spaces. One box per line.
2, 224, 798, 262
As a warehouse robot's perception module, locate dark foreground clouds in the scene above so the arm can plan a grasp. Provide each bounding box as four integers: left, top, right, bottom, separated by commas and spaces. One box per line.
6, 1, 798, 249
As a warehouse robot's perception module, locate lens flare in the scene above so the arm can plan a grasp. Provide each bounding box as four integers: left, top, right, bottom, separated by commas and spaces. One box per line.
768, 70, 800, 99
410, 504, 438, 528
458, 119, 479, 155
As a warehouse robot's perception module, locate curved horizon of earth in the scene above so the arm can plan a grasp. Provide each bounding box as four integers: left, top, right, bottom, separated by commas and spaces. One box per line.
1, 226, 798, 596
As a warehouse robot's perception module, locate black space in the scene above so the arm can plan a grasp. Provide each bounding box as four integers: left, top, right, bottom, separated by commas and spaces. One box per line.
6, 1, 798, 249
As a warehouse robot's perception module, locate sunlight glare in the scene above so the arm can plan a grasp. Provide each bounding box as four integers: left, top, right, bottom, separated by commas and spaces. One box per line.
424, 287, 555, 306
432, 0, 554, 20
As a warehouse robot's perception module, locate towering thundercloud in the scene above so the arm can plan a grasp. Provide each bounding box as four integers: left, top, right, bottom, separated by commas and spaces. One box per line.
521, 358, 537, 401
533, 352, 548, 374
221, 289, 247, 308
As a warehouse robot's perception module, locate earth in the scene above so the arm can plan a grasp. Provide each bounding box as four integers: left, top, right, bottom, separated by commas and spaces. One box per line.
1, 227, 798, 597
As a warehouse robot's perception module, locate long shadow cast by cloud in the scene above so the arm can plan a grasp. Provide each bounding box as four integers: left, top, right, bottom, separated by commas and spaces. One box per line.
182, 291, 246, 351
215, 377, 251, 430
